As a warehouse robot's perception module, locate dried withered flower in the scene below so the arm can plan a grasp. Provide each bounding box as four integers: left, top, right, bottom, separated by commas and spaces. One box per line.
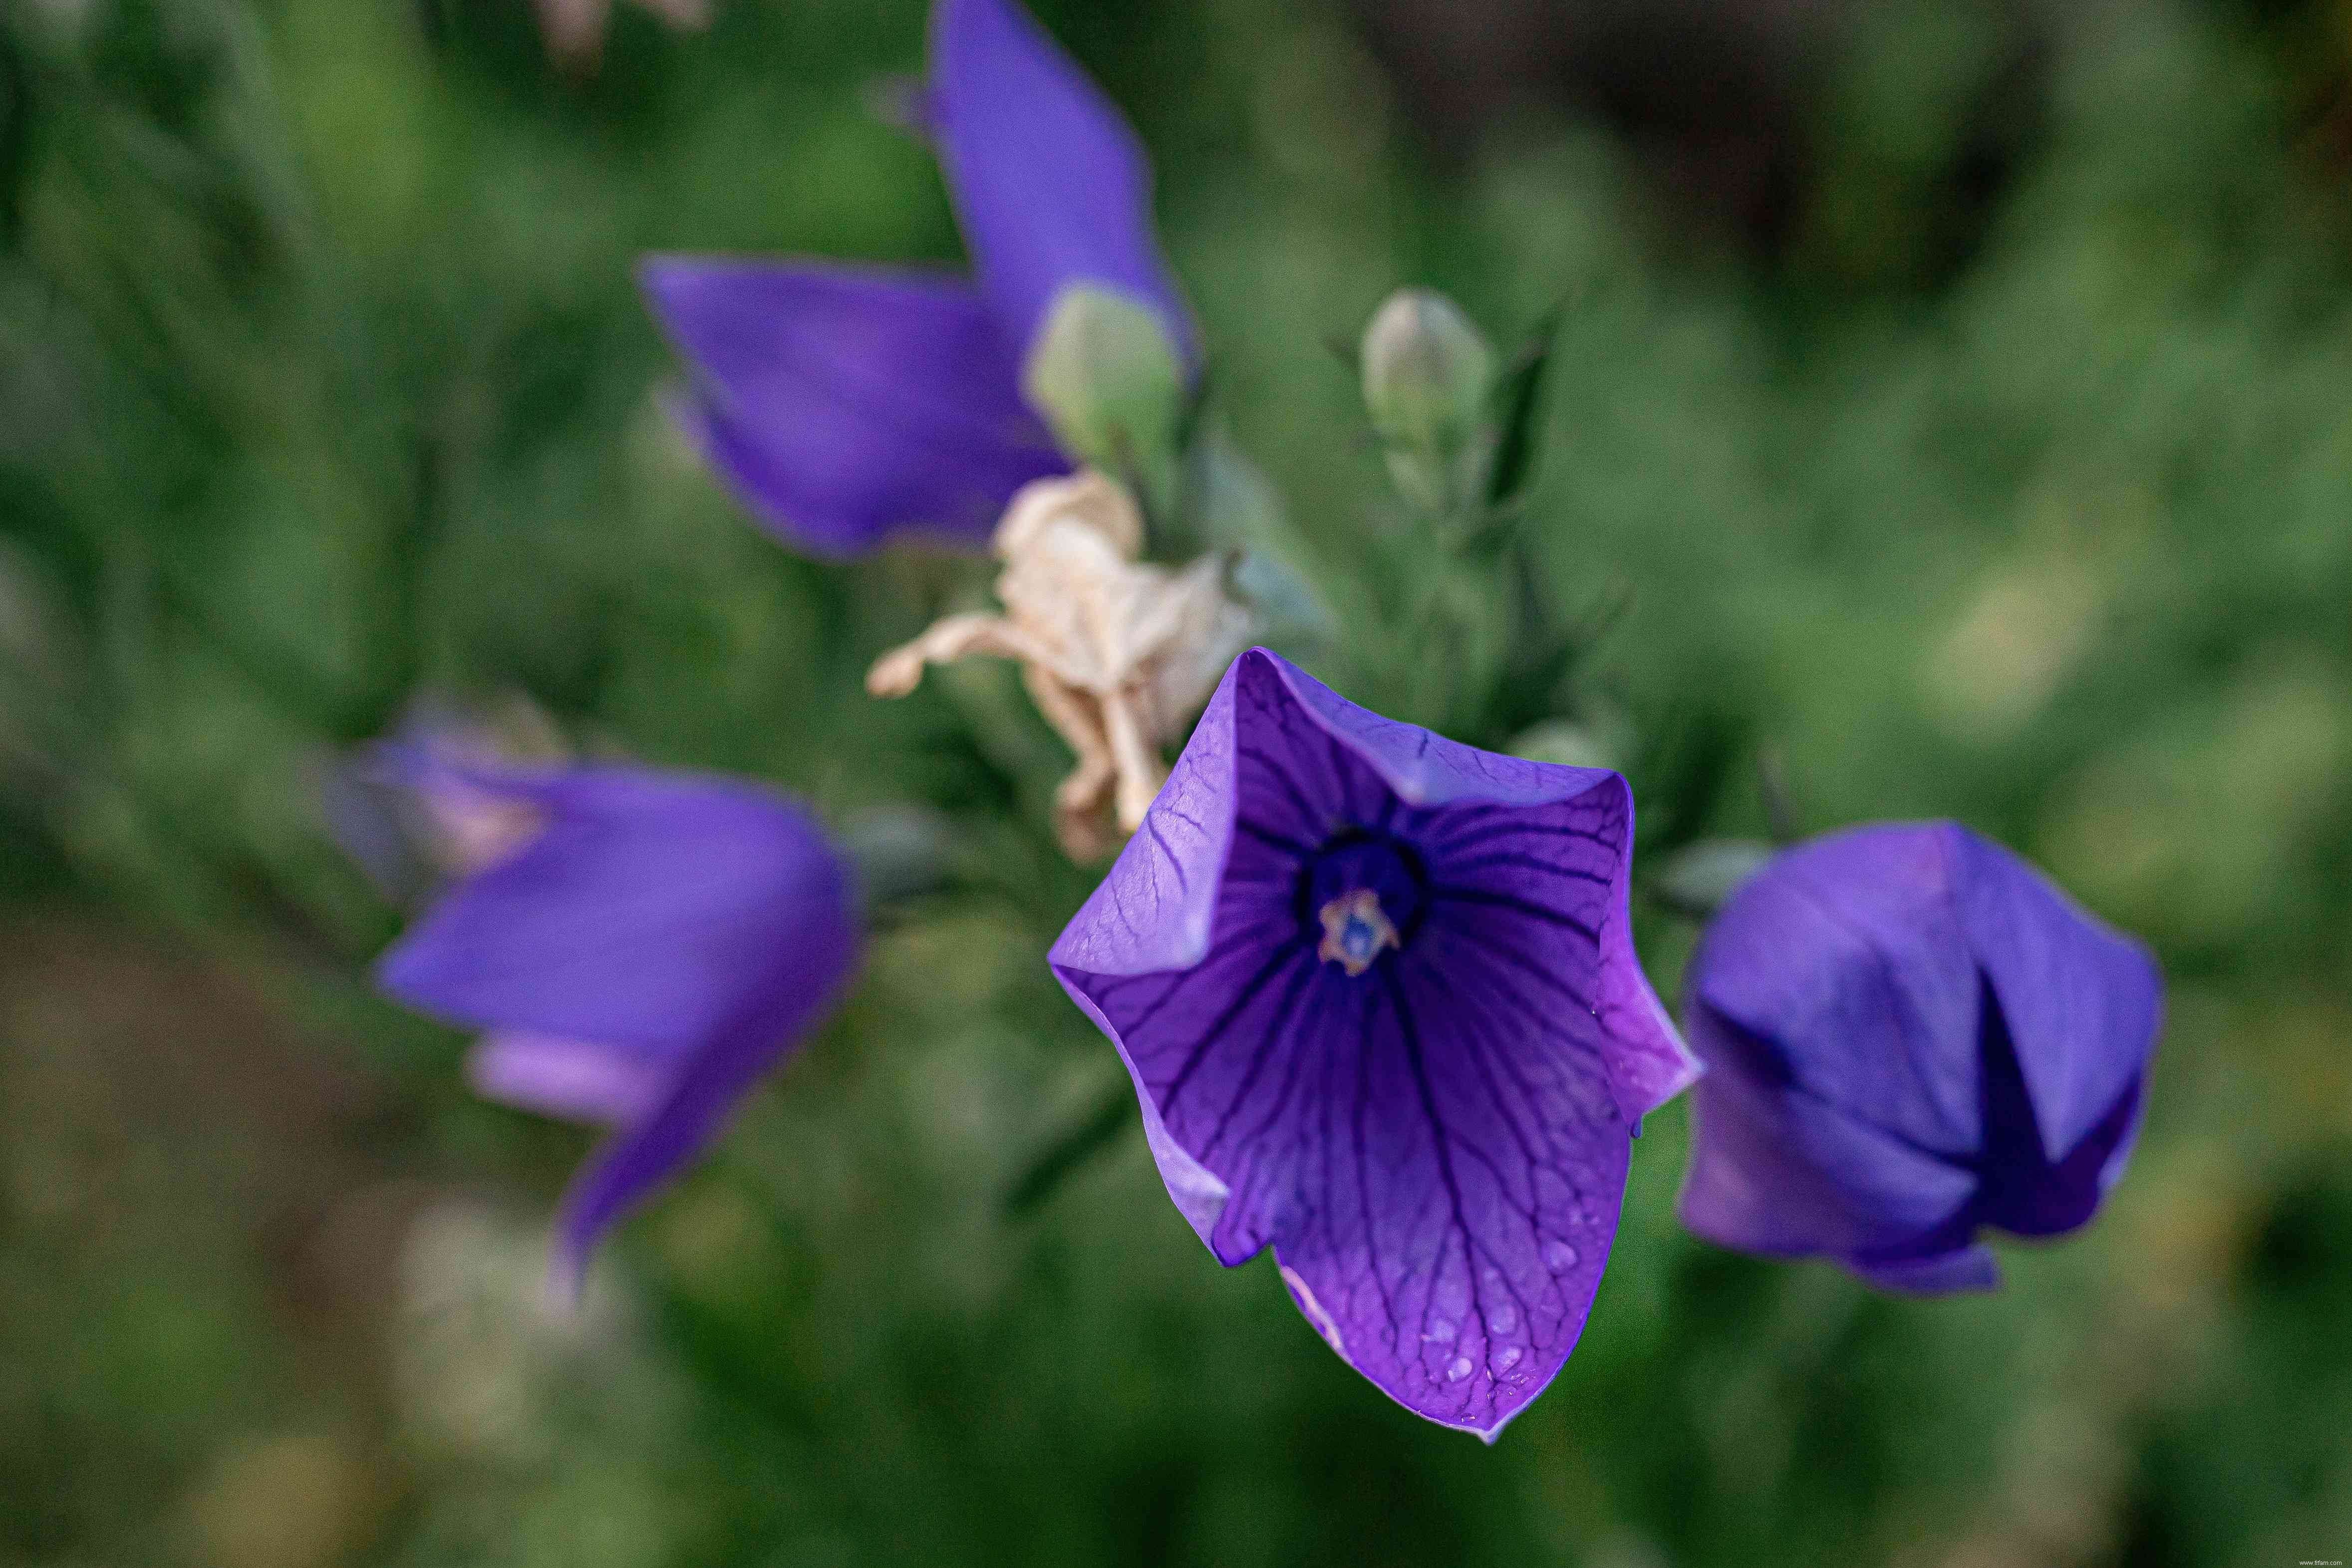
868, 470, 1253, 858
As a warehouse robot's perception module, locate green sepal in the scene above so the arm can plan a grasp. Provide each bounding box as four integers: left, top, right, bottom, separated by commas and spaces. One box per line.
1484, 312, 1561, 509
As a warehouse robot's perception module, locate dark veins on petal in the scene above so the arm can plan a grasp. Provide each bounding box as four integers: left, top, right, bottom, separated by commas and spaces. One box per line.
1074, 669, 1638, 1426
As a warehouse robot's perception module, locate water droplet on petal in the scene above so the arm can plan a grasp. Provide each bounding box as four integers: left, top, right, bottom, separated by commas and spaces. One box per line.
1423, 1317, 1457, 1344
1496, 1346, 1522, 1371
1542, 1240, 1580, 1271
1486, 1303, 1518, 1335
1446, 1356, 1473, 1383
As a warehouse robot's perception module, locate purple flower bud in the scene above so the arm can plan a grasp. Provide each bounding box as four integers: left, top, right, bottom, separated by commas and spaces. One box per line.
641, 0, 1189, 557
1675, 822, 2161, 1293
366, 749, 861, 1288
1051, 649, 1696, 1439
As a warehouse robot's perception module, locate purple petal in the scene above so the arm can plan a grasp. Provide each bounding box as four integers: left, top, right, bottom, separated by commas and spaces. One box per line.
466, 1030, 669, 1125
1970, 979, 2146, 1237
1686, 824, 1985, 1167
640, 258, 1066, 556
1854, 1246, 2000, 1294
927, 0, 1191, 360
1947, 828, 2162, 1184
1052, 648, 1686, 1438
1678, 1005, 1943, 1259
376, 761, 861, 1274
379, 763, 854, 1052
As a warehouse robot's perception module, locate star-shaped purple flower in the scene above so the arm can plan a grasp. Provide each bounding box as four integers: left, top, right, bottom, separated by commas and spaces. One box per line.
1050, 649, 1698, 1439
1675, 821, 2162, 1293
640, 0, 1188, 557
369, 750, 861, 1283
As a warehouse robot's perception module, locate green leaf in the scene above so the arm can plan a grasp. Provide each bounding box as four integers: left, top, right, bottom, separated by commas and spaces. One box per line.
1484, 312, 1561, 508
0, 34, 28, 249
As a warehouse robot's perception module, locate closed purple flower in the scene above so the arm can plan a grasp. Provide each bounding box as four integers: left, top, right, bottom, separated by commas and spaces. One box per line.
369, 750, 861, 1283
640, 0, 1187, 557
1050, 649, 1697, 1439
1675, 821, 2161, 1293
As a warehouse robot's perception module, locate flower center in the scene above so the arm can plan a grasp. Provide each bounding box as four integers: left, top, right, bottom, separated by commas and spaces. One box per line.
1298, 829, 1426, 976
1317, 890, 1399, 976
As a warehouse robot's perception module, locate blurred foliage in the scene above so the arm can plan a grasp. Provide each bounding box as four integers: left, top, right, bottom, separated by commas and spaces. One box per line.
2, 0, 2351, 1565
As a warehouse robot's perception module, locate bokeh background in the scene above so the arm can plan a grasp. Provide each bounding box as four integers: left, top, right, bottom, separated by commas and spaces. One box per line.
3, 0, 2351, 1563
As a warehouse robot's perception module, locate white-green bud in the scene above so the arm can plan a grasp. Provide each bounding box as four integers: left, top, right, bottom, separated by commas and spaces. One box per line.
1359, 288, 1493, 468
1022, 285, 1185, 514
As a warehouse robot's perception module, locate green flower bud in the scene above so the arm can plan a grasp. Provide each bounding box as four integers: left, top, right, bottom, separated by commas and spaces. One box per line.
1022, 285, 1185, 515
1359, 288, 1494, 504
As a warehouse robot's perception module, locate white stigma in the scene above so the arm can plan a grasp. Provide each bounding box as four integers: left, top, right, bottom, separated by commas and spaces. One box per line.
1317, 889, 1400, 976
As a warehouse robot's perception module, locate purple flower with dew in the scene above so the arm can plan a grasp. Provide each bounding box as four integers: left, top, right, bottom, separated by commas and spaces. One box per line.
640, 0, 1188, 557
363, 745, 860, 1287
1050, 649, 1698, 1439
1676, 822, 2161, 1293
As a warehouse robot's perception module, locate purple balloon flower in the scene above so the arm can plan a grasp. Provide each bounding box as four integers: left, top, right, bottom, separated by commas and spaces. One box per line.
1675, 821, 2161, 1293
369, 750, 861, 1284
1050, 649, 1698, 1439
640, 0, 1188, 557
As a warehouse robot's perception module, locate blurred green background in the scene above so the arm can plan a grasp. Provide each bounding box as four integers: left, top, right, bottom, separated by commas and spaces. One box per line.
3, 0, 2351, 1563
